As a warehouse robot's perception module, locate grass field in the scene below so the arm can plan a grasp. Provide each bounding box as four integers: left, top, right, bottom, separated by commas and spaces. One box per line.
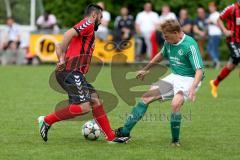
0, 65, 240, 160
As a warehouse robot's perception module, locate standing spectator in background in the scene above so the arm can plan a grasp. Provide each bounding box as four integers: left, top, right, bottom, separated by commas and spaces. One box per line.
158, 5, 177, 24
36, 11, 59, 33
178, 8, 192, 36
210, 0, 240, 98
207, 2, 222, 69
113, 6, 134, 45
150, 4, 177, 59
135, 2, 159, 60
193, 6, 208, 59
1, 17, 25, 65
96, 2, 111, 41
0, 31, 3, 63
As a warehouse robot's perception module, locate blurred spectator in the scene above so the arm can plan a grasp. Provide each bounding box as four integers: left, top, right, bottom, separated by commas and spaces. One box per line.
113, 6, 134, 45
178, 8, 192, 36
1, 17, 25, 65
0, 31, 3, 63
158, 5, 177, 24
150, 5, 177, 60
135, 2, 159, 60
193, 6, 208, 59
36, 11, 59, 33
207, 2, 222, 69
96, 2, 111, 41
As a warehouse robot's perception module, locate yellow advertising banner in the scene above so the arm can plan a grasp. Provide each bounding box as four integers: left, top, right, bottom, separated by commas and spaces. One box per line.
29, 33, 135, 63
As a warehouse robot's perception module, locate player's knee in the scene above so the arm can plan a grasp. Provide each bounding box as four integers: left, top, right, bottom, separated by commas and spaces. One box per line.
226, 63, 235, 70
140, 95, 152, 105
90, 93, 101, 106
171, 101, 182, 112
91, 97, 102, 106
80, 103, 91, 113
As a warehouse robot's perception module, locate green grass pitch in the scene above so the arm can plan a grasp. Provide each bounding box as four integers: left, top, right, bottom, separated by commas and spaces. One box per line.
0, 65, 240, 160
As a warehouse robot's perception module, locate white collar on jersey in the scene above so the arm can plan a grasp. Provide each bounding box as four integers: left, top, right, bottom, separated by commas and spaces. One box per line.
172, 33, 186, 46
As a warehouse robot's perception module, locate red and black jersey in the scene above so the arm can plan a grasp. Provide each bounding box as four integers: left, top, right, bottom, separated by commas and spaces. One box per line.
220, 3, 240, 43
65, 18, 95, 74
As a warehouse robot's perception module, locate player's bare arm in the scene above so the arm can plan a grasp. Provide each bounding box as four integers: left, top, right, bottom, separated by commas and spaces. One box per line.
188, 69, 203, 102
217, 18, 233, 37
136, 52, 164, 81
56, 28, 78, 71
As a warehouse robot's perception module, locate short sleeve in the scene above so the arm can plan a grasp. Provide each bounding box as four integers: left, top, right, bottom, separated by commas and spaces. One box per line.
36, 16, 43, 25
193, 18, 198, 25
186, 19, 192, 25
188, 44, 204, 70
152, 12, 160, 24
135, 13, 141, 24
103, 11, 111, 21
49, 14, 57, 24
73, 20, 93, 36
114, 16, 121, 29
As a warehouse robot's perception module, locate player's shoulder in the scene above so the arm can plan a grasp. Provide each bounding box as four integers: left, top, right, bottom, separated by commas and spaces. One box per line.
75, 18, 94, 30
182, 35, 198, 51
184, 35, 197, 45
136, 11, 144, 17
128, 15, 134, 20
115, 16, 122, 21
221, 4, 235, 14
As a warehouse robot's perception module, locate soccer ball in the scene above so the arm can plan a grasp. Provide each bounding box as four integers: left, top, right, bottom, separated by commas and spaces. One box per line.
82, 120, 101, 140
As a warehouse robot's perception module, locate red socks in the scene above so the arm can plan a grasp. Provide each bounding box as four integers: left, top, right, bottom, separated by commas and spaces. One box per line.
92, 105, 115, 141
214, 66, 231, 86
44, 104, 83, 126
44, 104, 115, 141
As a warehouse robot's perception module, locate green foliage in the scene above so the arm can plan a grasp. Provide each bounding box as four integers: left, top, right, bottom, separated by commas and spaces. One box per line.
0, 0, 31, 24
42, 0, 237, 27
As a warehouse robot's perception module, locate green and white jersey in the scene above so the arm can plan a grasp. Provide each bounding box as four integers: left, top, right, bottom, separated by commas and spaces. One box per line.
161, 34, 204, 77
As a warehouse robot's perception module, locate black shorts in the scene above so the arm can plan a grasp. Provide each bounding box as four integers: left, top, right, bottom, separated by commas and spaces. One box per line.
55, 71, 96, 104
227, 42, 240, 65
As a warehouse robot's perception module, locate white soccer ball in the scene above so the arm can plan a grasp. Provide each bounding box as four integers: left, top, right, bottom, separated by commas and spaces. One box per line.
82, 120, 101, 140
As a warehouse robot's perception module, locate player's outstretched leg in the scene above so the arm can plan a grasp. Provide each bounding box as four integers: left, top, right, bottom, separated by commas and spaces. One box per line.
115, 101, 148, 137
170, 92, 184, 147
210, 64, 235, 98
91, 93, 130, 144
115, 89, 161, 138
38, 103, 89, 142
38, 116, 51, 142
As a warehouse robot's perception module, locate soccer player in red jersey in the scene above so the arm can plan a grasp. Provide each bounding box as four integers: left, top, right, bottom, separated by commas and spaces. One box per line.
38, 4, 129, 143
210, 0, 240, 98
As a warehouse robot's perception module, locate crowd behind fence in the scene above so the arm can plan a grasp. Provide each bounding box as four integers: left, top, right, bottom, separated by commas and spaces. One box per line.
0, 2, 232, 68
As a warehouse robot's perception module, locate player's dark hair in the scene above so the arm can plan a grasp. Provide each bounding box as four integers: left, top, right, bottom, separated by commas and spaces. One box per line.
85, 4, 103, 16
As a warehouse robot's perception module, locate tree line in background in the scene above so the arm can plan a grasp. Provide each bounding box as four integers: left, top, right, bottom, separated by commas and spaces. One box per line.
0, 0, 236, 27
43, 0, 236, 28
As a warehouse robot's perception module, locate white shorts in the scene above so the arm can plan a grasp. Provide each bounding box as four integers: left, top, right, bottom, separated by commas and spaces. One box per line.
151, 73, 201, 101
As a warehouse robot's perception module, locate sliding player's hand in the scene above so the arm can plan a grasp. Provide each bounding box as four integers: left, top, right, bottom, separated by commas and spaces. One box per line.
188, 86, 196, 102
136, 70, 149, 81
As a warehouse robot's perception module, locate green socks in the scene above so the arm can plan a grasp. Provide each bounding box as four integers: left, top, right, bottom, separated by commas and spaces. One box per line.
122, 101, 148, 135
170, 112, 182, 142
121, 102, 182, 142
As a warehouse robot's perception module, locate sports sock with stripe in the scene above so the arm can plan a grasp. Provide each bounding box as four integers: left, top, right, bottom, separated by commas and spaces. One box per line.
122, 101, 148, 136
92, 104, 115, 141
214, 66, 231, 86
170, 112, 182, 142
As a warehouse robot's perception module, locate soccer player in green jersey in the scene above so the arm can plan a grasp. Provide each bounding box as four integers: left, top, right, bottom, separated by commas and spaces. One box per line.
115, 19, 204, 146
